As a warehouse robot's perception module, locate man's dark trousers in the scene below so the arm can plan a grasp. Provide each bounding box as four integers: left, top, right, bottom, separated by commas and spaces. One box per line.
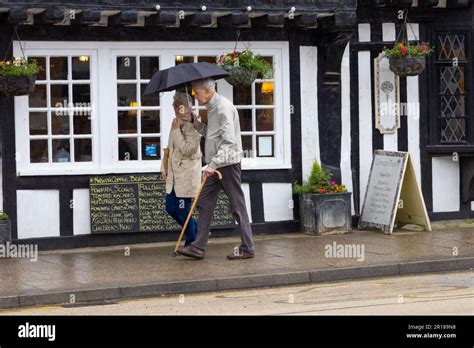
191, 163, 254, 252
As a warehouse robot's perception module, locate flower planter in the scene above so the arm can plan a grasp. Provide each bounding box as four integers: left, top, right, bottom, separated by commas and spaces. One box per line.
0, 76, 36, 96
224, 66, 258, 87
388, 57, 426, 77
299, 192, 352, 235
0, 219, 11, 244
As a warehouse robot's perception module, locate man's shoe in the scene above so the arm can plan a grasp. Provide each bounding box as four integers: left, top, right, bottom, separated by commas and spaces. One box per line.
227, 249, 255, 260
177, 245, 205, 260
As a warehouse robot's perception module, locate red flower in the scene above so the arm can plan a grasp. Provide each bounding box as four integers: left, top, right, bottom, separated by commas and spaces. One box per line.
401, 47, 408, 55
420, 45, 428, 51
330, 181, 336, 185
319, 189, 326, 193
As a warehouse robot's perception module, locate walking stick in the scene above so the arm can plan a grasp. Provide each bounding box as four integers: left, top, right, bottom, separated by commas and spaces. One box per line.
172, 169, 223, 256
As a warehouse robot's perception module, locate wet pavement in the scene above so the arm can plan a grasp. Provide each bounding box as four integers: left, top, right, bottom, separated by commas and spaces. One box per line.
0, 221, 473, 308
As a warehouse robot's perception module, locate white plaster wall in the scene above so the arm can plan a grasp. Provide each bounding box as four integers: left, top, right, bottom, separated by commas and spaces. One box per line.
300, 46, 320, 181
262, 183, 294, 221
432, 157, 460, 212
73, 189, 91, 235
17, 190, 60, 239
340, 43, 355, 215
241, 183, 252, 223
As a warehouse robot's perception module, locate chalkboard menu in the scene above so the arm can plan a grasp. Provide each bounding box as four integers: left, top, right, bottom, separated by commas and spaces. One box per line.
89, 174, 234, 234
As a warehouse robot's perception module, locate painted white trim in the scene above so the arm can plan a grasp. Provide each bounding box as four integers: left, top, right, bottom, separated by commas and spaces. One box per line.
407, 76, 421, 184
14, 41, 291, 175
382, 23, 396, 42
300, 46, 320, 181
73, 189, 91, 235
358, 51, 373, 211
432, 157, 460, 212
340, 43, 354, 215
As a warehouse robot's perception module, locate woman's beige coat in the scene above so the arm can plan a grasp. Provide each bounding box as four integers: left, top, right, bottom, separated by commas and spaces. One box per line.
160, 121, 202, 198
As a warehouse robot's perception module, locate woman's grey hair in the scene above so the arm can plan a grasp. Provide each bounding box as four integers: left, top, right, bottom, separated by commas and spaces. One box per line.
173, 91, 193, 107
192, 78, 216, 92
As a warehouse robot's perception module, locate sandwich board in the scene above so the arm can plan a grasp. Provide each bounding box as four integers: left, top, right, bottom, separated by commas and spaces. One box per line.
358, 150, 431, 234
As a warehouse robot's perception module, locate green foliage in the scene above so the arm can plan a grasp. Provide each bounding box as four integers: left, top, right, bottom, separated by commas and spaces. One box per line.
216, 49, 273, 79
383, 42, 433, 59
293, 160, 348, 194
0, 211, 9, 220
0, 57, 42, 78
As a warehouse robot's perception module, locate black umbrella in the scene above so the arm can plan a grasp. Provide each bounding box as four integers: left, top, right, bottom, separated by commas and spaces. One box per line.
143, 62, 229, 97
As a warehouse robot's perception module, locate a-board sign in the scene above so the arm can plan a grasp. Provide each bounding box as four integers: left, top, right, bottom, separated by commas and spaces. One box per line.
358, 150, 431, 234
89, 174, 234, 234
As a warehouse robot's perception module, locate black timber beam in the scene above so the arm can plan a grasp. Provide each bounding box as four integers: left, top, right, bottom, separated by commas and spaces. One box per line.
144, 11, 177, 27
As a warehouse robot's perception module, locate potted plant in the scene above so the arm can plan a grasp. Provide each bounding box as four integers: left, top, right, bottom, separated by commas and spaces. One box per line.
293, 161, 352, 235
216, 49, 273, 87
383, 42, 433, 77
0, 211, 11, 245
0, 57, 42, 96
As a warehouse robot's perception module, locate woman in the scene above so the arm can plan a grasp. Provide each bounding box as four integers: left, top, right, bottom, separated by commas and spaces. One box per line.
160, 92, 202, 246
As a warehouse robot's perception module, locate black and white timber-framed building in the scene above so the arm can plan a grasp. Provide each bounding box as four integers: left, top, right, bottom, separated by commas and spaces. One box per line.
0, 0, 472, 249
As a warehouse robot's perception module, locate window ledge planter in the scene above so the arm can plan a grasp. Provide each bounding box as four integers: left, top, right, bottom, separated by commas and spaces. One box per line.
299, 192, 352, 235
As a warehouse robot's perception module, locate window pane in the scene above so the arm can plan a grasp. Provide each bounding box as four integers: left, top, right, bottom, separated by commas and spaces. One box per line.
74, 138, 92, 162
256, 82, 274, 105
141, 84, 160, 106
52, 139, 70, 162
52, 113, 70, 135
241, 135, 253, 154
142, 110, 160, 134
437, 35, 465, 61
28, 57, 46, 80
256, 109, 274, 131
142, 138, 160, 160
50, 57, 68, 80
118, 111, 137, 134
440, 118, 466, 143
233, 85, 252, 105
439, 67, 464, 94
51, 84, 69, 107
117, 84, 137, 106
117, 57, 136, 79
73, 112, 91, 135
119, 138, 138, 160
441, 95, 465, 117
73, 84, 91, 105
257, 135, 274, 157
29, 84, 47, 107
237, 109, 252, 131
30, 140, 48, 163
72, 56, 90, 80
197, 56, 216, 64
175, 56, 194, 65
29, 112, 48, 135
140, 57, 159, 79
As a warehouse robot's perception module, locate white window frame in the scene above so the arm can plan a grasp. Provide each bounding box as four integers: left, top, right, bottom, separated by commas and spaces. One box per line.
15, 41, 291, 176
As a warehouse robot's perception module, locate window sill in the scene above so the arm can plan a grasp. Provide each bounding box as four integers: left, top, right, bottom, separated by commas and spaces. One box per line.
425, 145, 474, 155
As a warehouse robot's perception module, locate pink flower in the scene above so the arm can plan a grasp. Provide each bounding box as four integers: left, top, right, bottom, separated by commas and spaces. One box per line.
330, 181, 336, 185
320, 189, 326, 193
420, 45, 428, 52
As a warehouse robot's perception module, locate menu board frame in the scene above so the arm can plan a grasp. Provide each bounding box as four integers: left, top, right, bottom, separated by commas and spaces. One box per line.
89, 174, 235, 234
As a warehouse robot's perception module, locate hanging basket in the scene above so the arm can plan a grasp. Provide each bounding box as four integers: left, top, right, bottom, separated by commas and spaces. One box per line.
224, 66, 258, 87
0, 75, 36, 96
388, 56, 426, 77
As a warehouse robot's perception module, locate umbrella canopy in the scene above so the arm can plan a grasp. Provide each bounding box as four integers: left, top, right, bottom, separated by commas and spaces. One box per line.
143, 62, 229, 97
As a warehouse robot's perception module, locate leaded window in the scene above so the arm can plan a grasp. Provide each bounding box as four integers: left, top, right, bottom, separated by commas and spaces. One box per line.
436, 34, 469, 144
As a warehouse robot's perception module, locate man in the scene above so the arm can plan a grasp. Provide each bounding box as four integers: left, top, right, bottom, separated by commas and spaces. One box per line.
177, 78, 255, 260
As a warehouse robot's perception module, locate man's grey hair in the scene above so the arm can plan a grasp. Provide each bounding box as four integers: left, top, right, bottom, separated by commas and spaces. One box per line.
173, 91, 193, 107
192, 78, 216, 92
